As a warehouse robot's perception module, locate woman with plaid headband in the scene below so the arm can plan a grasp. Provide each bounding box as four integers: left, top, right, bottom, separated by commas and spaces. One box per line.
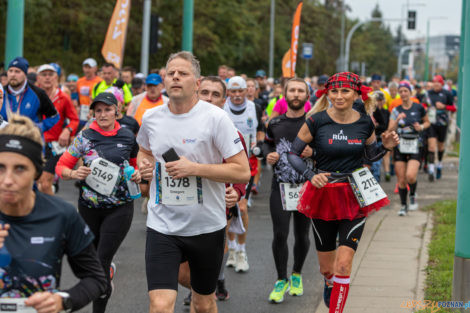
287, 72, 399, 313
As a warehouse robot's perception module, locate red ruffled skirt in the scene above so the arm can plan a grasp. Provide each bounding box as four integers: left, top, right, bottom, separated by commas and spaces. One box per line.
297, 182, 390, 221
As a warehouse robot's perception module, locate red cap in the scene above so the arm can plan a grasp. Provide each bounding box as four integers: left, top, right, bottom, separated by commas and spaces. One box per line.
433, 75, 444, 85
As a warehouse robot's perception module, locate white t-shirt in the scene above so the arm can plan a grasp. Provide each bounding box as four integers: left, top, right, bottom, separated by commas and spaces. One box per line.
137, 100, 243, 236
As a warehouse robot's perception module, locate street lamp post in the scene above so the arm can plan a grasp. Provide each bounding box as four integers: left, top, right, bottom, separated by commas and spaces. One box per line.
268, 0, 275, 78
344, 17, 385, 72
424, 17, 447, 81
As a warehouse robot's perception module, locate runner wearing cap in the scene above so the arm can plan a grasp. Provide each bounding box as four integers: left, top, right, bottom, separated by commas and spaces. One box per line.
388, 82, 430, 216
36, 64, 79, 195
0, 114, 107, 313
77, 58, 102, 126
92, 63, 132, 106
288, 72, 398, 313
137, 51, 249, 313
127, 73, 168, 125
131, 77, 146, 96
224, 75, 264, 273
56, 92, 141, 313
1, 57, 59, 133
424, 75, 456, 181
255, 70, 270, 110
263, 78, 312, 303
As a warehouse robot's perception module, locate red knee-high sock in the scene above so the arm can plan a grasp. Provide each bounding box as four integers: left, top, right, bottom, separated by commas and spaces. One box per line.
329, 275, 350, 313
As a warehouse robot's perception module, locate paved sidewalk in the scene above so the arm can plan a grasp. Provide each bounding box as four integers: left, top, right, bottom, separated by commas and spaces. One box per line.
315, 158, 459, 313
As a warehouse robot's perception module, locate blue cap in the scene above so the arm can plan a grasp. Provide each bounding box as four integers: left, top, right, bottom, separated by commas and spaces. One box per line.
317, 75, 329, 85
371, 74, 382, 81
8, 57, 29, 74
146, 73, 162, 86
255, 70, 266, 78
67, 74, 79, 82
50, 63, 61, 76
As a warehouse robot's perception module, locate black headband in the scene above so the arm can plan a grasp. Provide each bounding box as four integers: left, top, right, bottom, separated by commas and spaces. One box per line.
0, 135, 44, 178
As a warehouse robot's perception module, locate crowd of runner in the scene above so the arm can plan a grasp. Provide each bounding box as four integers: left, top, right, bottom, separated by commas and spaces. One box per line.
0, 51, 457, 313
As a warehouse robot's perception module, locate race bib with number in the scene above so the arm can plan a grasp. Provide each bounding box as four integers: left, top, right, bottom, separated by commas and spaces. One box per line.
399, 137, 419, 154
50, 141, 67, 156
349, 167, 387, 207
279, 183, 302, 211
80, 104, 90, 121
80, 86, 90, 96
0, 298, 36, 312
85, 157, 120, 196
155, 162, 202, 206
428, 106, 437, 124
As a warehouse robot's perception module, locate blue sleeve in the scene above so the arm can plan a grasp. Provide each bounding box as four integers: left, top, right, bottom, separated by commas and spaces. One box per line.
41, 113, 60, 132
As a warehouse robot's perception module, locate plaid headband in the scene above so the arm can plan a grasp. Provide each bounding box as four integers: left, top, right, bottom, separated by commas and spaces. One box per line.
316, 72, 372, 101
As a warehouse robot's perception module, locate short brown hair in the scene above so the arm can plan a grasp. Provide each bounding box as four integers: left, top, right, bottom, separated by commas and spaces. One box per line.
166, 51, 201, 78
200, 76, 226, 97
284, 78, 310, 96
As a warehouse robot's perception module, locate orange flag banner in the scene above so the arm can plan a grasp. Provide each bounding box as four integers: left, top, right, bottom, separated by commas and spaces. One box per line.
282, 49, 292, 78
101, 0, 131, 69
289, 2, 303, 77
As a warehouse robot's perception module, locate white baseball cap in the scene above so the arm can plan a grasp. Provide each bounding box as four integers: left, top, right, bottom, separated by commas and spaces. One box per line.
227, 76, 247, 90
37, 64, 57, 74
82, 58, 97, 67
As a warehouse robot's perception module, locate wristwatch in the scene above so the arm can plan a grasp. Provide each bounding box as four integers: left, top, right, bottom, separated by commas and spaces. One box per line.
66, 126, 74, 133
56, 291, 72, 313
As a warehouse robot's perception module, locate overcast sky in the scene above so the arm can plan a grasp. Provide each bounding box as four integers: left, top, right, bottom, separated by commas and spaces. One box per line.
347, 0, 462, 39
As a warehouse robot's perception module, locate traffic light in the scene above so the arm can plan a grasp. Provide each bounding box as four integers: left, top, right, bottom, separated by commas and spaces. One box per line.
408, 11, 416, 30
150, 14, 163, 54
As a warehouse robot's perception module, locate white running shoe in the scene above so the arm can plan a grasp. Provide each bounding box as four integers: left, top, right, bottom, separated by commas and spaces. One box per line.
398, 205, 408, 216
226, 248, 237, 267
235, 250, 249, 272
409, 195, 418, 211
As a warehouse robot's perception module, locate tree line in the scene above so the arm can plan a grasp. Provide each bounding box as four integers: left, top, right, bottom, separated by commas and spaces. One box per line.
0, 0, 401, 79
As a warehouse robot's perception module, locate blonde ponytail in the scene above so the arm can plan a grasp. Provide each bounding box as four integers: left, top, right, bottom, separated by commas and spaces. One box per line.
363, 94, 377, 116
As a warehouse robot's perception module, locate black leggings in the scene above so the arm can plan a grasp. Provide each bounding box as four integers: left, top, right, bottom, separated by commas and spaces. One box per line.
78, 201, 134, 313
270, 180, 310, 280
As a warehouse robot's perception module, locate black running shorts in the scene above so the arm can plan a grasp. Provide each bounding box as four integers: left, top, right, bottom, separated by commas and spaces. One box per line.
311, 218, 366, 252
393, 148, 421, 163
427, 124, 448, 143
145, 227, 225, 295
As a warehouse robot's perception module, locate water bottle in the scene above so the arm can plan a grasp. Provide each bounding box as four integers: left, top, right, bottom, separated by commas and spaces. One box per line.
0, 223, 11, 267
123, 160, 141, 199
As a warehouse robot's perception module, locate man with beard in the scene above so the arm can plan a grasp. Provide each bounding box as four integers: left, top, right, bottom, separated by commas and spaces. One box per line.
263, 78, 312, 304
224, 76, 264, 273
1, 57, 59, 132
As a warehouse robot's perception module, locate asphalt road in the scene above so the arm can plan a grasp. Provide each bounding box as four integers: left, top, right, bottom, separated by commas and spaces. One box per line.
58, 169, 323, 313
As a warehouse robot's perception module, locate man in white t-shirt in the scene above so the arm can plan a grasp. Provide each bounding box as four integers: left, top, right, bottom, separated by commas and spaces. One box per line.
137, 51, 250, 313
